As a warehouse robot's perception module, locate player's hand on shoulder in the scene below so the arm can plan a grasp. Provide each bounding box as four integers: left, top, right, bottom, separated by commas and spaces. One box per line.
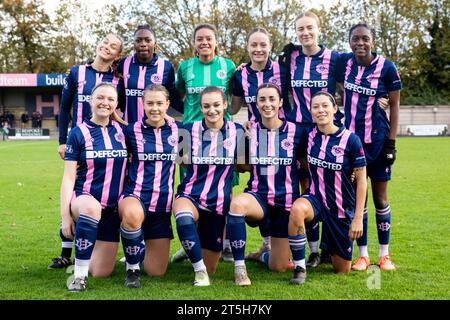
236, 63, 247, 71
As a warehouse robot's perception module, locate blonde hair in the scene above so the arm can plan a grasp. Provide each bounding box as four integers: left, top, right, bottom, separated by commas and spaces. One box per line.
90, 82, 128, 126
294, 11, 321, 28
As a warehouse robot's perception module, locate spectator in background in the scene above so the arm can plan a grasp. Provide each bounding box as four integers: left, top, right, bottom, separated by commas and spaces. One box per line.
21, 112, 29, 129
5, 110, 14, 128
1, 119, 10, 140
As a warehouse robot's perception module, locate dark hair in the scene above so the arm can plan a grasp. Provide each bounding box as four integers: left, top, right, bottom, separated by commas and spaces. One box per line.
349, 23, 376, 41
193, 23, 219, 55
311, 91, 336, 106
255, 83, 282, 100
143, 84, 169, 100
294, 11, 321, 28
134, 24, 157, 41
200, 86, 226, 104
246, 27, 271, 43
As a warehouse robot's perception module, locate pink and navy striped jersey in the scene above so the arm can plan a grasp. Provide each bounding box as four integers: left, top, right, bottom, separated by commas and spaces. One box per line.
59, 64, 121, 144
306, 125, 366, 218
122, 120, 181, 213
288, 45, 342, 124
177, 120, 245, 215
117, 54, 178, 123
232, 59, 289, 123
339, 53, 402, 160
65, 119, 128, 208
246, 121, 310, 211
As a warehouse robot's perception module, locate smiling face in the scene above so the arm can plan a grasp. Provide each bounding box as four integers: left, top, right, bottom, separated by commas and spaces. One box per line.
247, 31, 271, 65
194, 27, 217, 60
134, 29, 156, 62
256, 87, 282, 120
200, 91, 226, 126
96, 34, 122, 62
143, 90, 169, 125
90, 85, 118, 119
295, 16, 320, 48
310, 94, 337, 126
349, 26, 374, 61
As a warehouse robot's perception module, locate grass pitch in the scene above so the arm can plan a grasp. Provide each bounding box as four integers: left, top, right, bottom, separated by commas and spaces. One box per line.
0, 138, 449, 300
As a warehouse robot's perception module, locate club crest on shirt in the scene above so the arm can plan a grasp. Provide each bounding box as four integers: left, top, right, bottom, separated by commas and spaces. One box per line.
316, 63, 329, 74
281, 138, 294, 151
331, 145, 344, 157
269, 77, 280, 86
167, 135, 178, 147
114, 132, 124, 143
223, 137, 235, 151
151, 74, 163, 84
216, 69, 227, 80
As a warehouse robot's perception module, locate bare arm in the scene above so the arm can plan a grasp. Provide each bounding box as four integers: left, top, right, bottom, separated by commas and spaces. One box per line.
229, 95, 245, 115
60, 161, 77, 239
387, 91, 400, 140
349, 166, 367, 241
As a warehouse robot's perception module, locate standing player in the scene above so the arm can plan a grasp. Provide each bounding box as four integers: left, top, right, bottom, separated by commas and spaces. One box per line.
50, 34, 123, 269
173, 86, 245, 286
61, 83, 128, 292
172, 23, 237, 263
117, 25, 182, 124
227, 83, 309, 286
278, 11, 344, 267
118, 85, 180, 288
230, 27, 291, 264
339, 24, 401, 271
288, 92, 367, 284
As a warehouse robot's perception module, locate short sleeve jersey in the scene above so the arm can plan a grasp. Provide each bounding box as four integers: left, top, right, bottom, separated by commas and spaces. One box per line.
176, 56, 236, 124
339, 52, 402, 153
64, 119, 128, 208
306, 125, 366, 218
59, 64, 121, 144
123, 120, 181, 213
232, 59, 289, 123
117, 54, 177, 123
246, 121, 310, 211
288, 45, 343, 124
177, 120, 245, 215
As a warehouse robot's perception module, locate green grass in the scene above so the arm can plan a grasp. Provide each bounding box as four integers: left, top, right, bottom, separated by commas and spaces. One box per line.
0, 138, 449, 300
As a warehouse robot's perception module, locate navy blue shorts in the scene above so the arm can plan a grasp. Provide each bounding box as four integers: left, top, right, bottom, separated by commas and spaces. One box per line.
302, 193, 354, 261
120, 194, 174, 240
244, 191, 289, 238
142, 212, 174, 240
71, 192, 120, 242
97, 206, 121, 243
177, 195, 225, 252
364, 141, 392, 182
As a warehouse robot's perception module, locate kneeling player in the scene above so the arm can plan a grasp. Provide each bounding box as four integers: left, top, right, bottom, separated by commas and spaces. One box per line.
173, 86, 245, 286
61, 83, 128, 292
227, 83, 310, 286
119, 85, 180, 288
288, 92, 367, 284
